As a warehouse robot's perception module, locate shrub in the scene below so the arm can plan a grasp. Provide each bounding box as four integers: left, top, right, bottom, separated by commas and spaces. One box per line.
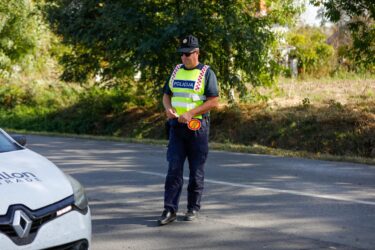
0, 83, 34, 109
287, 27, 335, 77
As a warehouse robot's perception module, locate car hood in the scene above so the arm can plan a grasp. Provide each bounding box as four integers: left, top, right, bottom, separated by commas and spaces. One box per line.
0, 149, 73, 215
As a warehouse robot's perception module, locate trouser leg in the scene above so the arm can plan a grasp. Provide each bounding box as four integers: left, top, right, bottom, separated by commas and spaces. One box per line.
164, 126, 186, 212
187, 121, 209, 211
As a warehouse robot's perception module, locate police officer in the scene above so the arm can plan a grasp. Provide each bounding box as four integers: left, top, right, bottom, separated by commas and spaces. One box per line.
158, 35, 219, 225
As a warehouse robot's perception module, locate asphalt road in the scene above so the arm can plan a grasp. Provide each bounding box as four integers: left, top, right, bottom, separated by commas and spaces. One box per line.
27, 135, 375, 250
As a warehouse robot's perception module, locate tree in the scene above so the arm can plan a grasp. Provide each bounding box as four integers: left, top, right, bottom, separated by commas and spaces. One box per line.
311, 0, 374, 68
0, 0, 40, 77
44, 0, 301, 99
287, 27, 335, 76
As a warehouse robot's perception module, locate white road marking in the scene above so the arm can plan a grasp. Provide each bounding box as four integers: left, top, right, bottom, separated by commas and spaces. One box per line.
137, 170, 375, 206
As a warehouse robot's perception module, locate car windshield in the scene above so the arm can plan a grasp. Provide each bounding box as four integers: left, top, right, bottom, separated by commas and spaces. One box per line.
0, 131, 22, 153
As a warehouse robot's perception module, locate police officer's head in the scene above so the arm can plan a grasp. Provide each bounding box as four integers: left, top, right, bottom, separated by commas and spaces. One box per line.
177, 35, 200, 69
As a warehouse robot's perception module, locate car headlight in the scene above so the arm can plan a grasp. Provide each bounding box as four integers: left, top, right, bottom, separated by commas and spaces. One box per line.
66, 175, 89, 211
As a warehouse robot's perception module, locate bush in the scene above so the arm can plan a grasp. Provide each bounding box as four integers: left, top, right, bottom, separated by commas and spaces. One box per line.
0, 83, 34, 109
287, 27, 335, 77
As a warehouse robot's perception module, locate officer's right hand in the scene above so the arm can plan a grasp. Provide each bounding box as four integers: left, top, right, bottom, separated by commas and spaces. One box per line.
165, 108, 179, 119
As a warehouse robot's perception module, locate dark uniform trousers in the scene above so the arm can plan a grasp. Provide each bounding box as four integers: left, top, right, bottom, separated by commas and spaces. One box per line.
164, 117, 209, 213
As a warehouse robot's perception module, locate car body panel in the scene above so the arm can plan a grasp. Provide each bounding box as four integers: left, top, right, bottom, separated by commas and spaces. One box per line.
0, 129, 91, 249
0, 208, 91, 250
0, 149, 73, 215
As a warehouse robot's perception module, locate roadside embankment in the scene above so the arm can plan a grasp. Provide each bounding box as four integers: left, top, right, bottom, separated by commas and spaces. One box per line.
1, 81, 374, 163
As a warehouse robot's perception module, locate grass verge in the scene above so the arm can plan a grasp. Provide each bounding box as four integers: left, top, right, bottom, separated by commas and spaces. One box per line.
6, 128, 375, 166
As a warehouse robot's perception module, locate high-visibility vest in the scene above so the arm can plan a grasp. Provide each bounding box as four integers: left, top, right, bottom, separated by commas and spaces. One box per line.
169, 64, 209, 119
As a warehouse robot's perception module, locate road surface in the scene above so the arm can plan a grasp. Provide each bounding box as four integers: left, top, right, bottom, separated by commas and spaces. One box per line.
27, 135, 375, 250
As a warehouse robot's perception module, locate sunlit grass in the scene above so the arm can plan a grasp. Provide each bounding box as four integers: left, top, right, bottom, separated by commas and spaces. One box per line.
258, 76, 375, 108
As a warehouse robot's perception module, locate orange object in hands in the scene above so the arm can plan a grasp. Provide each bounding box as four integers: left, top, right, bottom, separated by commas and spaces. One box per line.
187, 119, 201, 131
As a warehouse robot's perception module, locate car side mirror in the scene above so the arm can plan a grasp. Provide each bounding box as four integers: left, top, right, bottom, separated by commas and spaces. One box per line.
11, 135, 27, 146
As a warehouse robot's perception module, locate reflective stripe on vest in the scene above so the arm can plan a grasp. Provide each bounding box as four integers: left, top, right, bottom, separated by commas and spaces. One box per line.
172, 92, 206, 101
170, 101, 197, 109
169, 65, 209, 119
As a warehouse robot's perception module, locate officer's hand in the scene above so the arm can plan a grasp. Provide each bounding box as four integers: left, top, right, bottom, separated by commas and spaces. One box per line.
178, 112, 192, 124
165, 108, 179, 119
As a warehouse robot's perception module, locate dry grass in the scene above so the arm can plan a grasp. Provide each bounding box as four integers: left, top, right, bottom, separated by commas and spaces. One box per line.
210, 76, 375, 161
262, 77, 375, 108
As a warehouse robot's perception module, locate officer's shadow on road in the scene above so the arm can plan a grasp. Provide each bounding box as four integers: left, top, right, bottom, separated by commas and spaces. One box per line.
93, 215, 191, 231
91, 202, 194, 230
92, 217, 159, 232
90, 202, 163, 231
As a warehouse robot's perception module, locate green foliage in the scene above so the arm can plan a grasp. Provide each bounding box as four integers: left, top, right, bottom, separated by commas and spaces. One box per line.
287, 27, 335, 76
0, 83, 34, 109
311, 0, 374, 68
43, 0, 302, 98
0, 0, 39, 76
0, 82, 155, 135
0, 0, 61, 78
350, 21, 375, 69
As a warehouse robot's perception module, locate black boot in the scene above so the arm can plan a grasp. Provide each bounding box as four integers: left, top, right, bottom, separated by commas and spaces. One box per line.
184, 210, 198, 221
158, 210, 177, 226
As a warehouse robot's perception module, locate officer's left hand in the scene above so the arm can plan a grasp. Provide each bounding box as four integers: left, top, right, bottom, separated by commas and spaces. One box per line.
178, 112, 193, 124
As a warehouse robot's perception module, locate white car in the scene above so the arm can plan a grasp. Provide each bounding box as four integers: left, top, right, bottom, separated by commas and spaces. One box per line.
0, 128, 91, 249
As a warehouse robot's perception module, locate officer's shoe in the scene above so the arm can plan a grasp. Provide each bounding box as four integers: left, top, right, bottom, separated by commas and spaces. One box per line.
158, 210, 177, 226
184, 210, 198, 221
